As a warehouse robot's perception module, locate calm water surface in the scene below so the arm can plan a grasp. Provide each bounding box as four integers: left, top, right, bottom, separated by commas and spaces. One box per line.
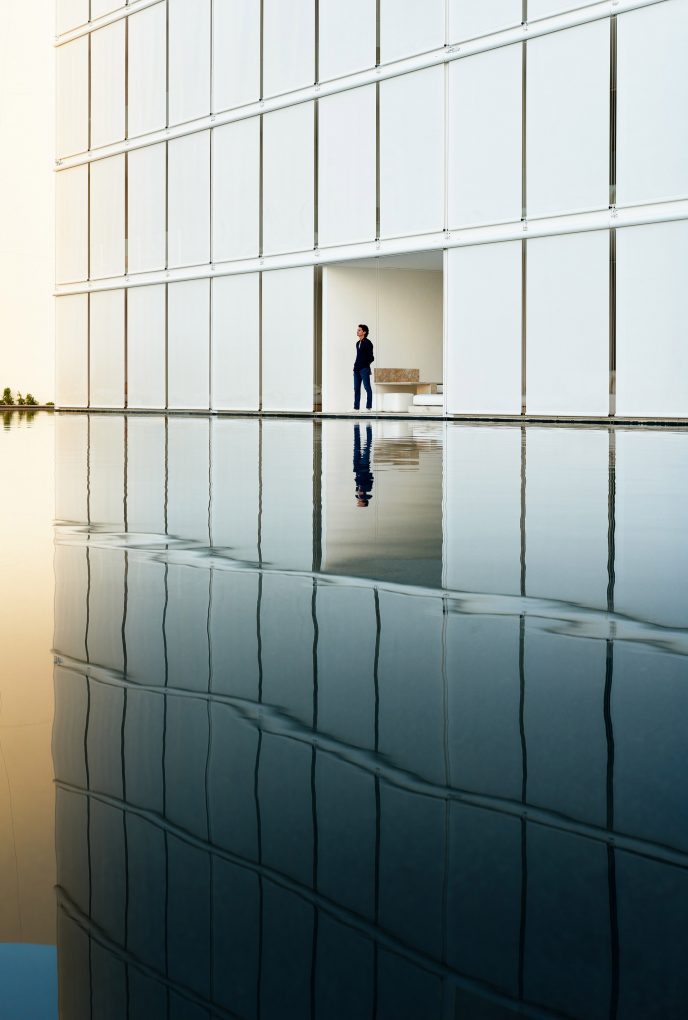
4, 411, 688, 1019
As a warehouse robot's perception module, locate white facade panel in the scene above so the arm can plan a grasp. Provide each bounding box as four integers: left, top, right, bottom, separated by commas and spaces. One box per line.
527, 21, 609, 218
380, 0, 445, 63
56, 37, 89, 158
128, 144, 167, 275
168, 132, 211, 269
261, 421, 314, 569
128, 3, 167, 138
380, 67, 444, 239
168, 0, 211, 125
617, 0, 688, 207
212, 119, 260, 262
127, 285, 166, 410
90, 22, 125, 149
525, 429, 609, 607
448, 44, 522, 228
446, 242, 522, 415
615, 431, 688, 628
448, 0, 522, 42
318, 86, 376, 248
90, 290, 125, 409
616, 220, 688, 418
263, 104, 314, 256
444, 426, 522, 594
211, 274, 260, 411
91, 0, 121, 17
56, 295, 89, 408
526, 231, 609, 416
57, 0, 89, 35
528, 0, 598, 18
90, 154, 125, 280
56, 165, 88, 285
168, 280, 210, 409
263, 0, 315, 97
319, 0, 376, 81
212, 0, 261, 111
262, 267, 314, 412
127, 418, 166, 535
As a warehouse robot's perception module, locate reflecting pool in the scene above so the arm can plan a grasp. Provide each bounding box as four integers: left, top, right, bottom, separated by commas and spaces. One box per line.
10, 412, 688, 1018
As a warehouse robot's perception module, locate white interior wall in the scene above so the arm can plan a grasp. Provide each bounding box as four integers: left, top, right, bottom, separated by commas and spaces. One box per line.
323, 265, 443, 413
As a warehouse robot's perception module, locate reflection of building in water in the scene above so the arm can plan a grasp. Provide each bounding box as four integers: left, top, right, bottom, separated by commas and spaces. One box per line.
53, 416, 688, 1019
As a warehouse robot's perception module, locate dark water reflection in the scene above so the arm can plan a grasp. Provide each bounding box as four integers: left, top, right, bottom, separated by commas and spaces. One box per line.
52, 416, 688, 1020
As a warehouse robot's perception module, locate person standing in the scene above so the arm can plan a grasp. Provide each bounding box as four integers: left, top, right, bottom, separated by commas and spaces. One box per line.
353, 324, 374, 412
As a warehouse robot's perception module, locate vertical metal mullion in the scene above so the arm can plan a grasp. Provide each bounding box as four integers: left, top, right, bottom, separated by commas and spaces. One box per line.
375, 0, 381, 239
124, 287, 128, 408
521, 31, 527, 416
609, 16, 617, 419
609, 228, 616, 417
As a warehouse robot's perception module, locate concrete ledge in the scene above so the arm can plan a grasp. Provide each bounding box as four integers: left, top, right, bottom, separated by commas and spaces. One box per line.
54, 407, 688, 428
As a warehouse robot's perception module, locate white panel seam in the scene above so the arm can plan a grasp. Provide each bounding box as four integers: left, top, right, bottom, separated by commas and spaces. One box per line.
54, 0, 672, 168
55, 197, 688, 296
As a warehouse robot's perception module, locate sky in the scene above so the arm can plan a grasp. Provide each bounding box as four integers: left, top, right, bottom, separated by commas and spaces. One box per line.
0, 2, 55, 403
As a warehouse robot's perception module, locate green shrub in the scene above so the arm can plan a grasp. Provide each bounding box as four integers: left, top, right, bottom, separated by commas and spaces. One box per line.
1, 387, 14, 406
25, 393, 38, 406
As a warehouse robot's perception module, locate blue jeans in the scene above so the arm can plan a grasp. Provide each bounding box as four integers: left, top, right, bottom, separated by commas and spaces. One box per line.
353, 368, 373, 410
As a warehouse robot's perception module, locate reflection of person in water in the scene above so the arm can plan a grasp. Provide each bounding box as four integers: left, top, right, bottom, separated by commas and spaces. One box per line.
353, 423, 374, 508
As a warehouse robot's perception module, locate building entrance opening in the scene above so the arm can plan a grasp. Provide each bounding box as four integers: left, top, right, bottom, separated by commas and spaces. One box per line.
321, 251, 444, 414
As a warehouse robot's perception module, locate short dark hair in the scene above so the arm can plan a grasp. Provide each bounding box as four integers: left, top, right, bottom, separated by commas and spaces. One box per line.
358, 324, 369, 337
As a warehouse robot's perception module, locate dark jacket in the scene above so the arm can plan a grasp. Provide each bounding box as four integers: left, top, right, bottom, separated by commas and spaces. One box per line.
353, 338, 375, 371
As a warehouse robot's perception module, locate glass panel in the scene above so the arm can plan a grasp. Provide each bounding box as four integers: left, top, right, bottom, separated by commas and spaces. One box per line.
616, 219, 688, 418
617, 1, 688, 206
127, 284, 166, 409
262, 103, 314, 256
56, 38, 88, 158
168, 131, 210, 269
446, 241, 521, 414
263, 0, 315, 97
90, 154, 125, 280
262, 267, 314, 411
128, 2, 167, 138
379, 67, 444, 239
168, 0, 211, 125
319, 0, 376, 81
526, 230, 609, 416
212, 0, 260, 111
448, 44, 522, 228
128, 144, 166, 274
167, 279, 210, 409
212, 118, 260, 262
527, 20, 609, 218
90, 21, 125, 149
380, 0, 444, 63
318, 85, 376, 247
89, 289, 125, 408
211, 274, 260, 410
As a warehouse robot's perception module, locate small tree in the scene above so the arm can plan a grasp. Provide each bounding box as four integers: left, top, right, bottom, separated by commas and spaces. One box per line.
16, 392, 25, 406
25, 393, 38, 406
1, 387, 14, 406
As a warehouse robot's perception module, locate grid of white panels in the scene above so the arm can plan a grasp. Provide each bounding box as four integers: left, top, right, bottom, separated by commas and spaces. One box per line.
54, 0, 688, 417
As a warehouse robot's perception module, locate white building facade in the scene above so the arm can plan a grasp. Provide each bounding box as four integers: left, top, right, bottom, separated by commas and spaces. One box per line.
55, 0, 688, 419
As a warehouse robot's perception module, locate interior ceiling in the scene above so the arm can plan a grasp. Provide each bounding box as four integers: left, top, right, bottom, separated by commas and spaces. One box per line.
336, 251, 444, 271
